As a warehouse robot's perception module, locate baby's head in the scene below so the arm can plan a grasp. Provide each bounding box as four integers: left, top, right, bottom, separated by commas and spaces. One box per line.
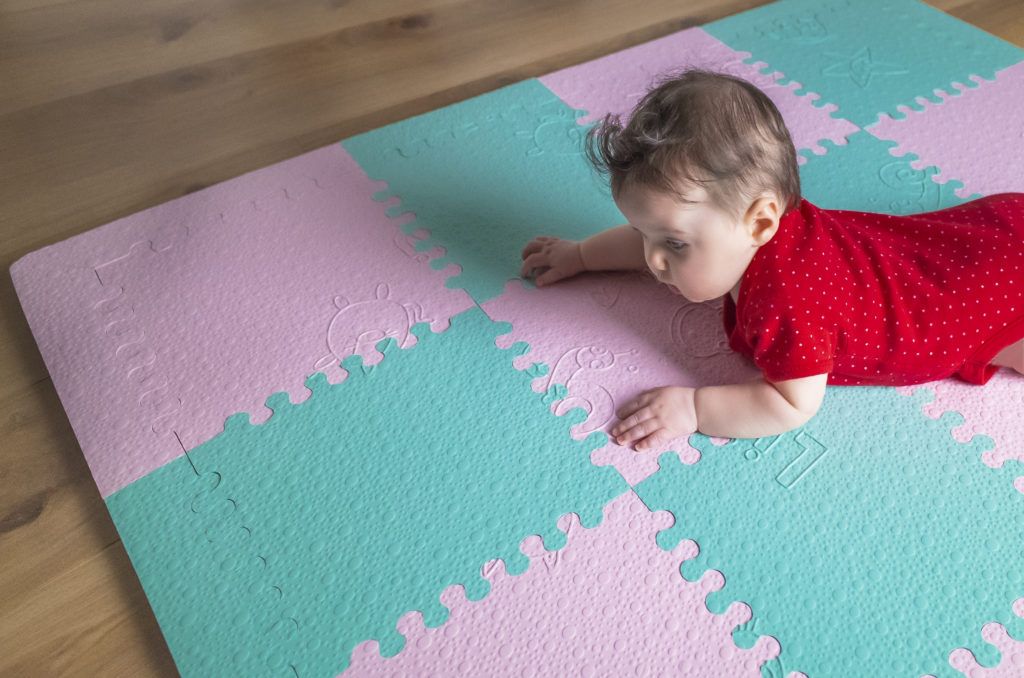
585, 70, 802, 302
586, 69, 801, 220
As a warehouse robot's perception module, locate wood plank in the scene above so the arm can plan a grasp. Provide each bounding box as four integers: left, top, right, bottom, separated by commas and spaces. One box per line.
0, 0, 772, 252
0, 378, 116, 604
0, 539, 176, 678
0, 378, 176, 675
931, 0, 1024, 47
0, 0, 468, 116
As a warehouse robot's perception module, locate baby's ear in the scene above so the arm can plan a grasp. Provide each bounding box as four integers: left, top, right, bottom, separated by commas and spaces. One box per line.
745, 196, 781, 245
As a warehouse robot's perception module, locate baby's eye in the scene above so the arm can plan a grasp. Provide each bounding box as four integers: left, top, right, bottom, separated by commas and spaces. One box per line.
666, 239, 688, 251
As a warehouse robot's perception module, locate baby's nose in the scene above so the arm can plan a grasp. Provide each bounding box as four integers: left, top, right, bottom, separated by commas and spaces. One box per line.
645, 248, 668, 272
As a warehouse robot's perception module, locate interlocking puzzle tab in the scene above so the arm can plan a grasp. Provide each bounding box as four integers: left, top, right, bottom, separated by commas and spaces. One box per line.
799, 130, 975, 212
943, 598, 1024, 678
105, 307, 626, 677
869, 60, 1024, 198
10, 144, 474, 498
898, 379, 1024, 488
539, 26, 859, 163
483, 273, 759, 486
344, 491, 781, 676
635, 387, 1023, 677
706, 0, 1024, 127
342, 79, 625, 305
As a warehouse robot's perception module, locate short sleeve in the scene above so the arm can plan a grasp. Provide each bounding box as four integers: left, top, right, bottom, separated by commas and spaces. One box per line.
743, 298, 835, 382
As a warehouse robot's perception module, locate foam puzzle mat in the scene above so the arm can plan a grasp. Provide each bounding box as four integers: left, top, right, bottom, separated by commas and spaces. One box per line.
9, 0, 1024, 675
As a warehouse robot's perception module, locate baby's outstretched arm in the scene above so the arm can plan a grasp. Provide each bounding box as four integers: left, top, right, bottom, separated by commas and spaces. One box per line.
521, 225, 646, 286
613, 374, 828, 448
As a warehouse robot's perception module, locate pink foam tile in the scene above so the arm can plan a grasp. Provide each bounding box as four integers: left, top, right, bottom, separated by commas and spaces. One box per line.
928, 599, 1024, 678
342, 490, 783, 677
538, 27, 859, 163
481, 275, 759, 486
10, 143, 474, 498
868, 61, 1024, 198
896, 372, 1024, 490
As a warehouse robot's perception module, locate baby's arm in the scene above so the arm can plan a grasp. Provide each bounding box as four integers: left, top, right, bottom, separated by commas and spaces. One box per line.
521, 225, 645, 286
613, 373, 828, 448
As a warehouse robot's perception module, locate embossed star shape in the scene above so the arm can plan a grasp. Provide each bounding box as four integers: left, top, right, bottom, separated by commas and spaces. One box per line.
822, 47, 908, 88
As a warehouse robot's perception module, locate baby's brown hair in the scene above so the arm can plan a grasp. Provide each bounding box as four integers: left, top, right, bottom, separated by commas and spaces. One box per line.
586, 69, 801, 218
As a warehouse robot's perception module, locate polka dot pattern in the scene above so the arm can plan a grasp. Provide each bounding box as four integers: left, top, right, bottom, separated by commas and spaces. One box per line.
725, 194, 1024, 385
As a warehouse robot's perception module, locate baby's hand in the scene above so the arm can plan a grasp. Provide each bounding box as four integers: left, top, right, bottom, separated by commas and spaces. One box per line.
520, 236, 585, 287
612, 386, 697, 451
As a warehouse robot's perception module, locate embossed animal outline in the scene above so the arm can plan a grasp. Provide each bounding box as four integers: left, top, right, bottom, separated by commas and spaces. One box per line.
878, 161, 953, 214
539, 345, 639, 434
671, 302, 732, 358
515, 109, 588, 157
314, 284, 428, 372
589, 282, 623, 310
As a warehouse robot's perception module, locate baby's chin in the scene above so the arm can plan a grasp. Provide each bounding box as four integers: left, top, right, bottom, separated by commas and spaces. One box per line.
684, 289, 730, 303
658, 279, 721, 303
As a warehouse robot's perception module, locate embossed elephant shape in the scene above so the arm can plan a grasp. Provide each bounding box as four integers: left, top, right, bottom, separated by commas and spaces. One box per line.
540, 345, 638, 434
314, 284, 426, 372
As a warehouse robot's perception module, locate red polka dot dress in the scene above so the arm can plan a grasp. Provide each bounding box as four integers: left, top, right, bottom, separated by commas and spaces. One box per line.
723, 194, 1024, 386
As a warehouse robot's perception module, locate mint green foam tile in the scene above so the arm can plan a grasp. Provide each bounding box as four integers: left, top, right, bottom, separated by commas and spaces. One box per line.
342, 79, 625, 304
105, 306, 626, 678
798, 130, 977, 213
706, 0, 1024, 128
635, 386, 1024, 677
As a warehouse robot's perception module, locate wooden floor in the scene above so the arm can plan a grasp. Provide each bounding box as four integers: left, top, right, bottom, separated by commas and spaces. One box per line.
1, 1, 1022, 675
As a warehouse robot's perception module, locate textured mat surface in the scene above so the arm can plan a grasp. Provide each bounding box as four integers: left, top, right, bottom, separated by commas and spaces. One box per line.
635, 387, 1024, 677
10, 144, 473, 497
106, 307, 624, 677
342, 79, 624, 306
10, 0, 1024, 676
538, 26, 859, 161
868, 60, 1024, 199
704, 0, 1024, 128
483, 274, 758, 486
345, 491, 782, 677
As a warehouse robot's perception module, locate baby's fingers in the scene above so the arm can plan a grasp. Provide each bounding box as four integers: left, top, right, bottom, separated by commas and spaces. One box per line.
633, 428, 671, 452
614, 417, 668, 451
520, 251, 550, 279
611, 401, 656, 440
614, 391, 656, 423
520, 236, 554, 260
521, 240, 542, 260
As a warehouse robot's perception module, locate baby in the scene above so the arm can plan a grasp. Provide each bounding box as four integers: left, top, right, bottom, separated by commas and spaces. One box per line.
521, 70, 1024, 449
